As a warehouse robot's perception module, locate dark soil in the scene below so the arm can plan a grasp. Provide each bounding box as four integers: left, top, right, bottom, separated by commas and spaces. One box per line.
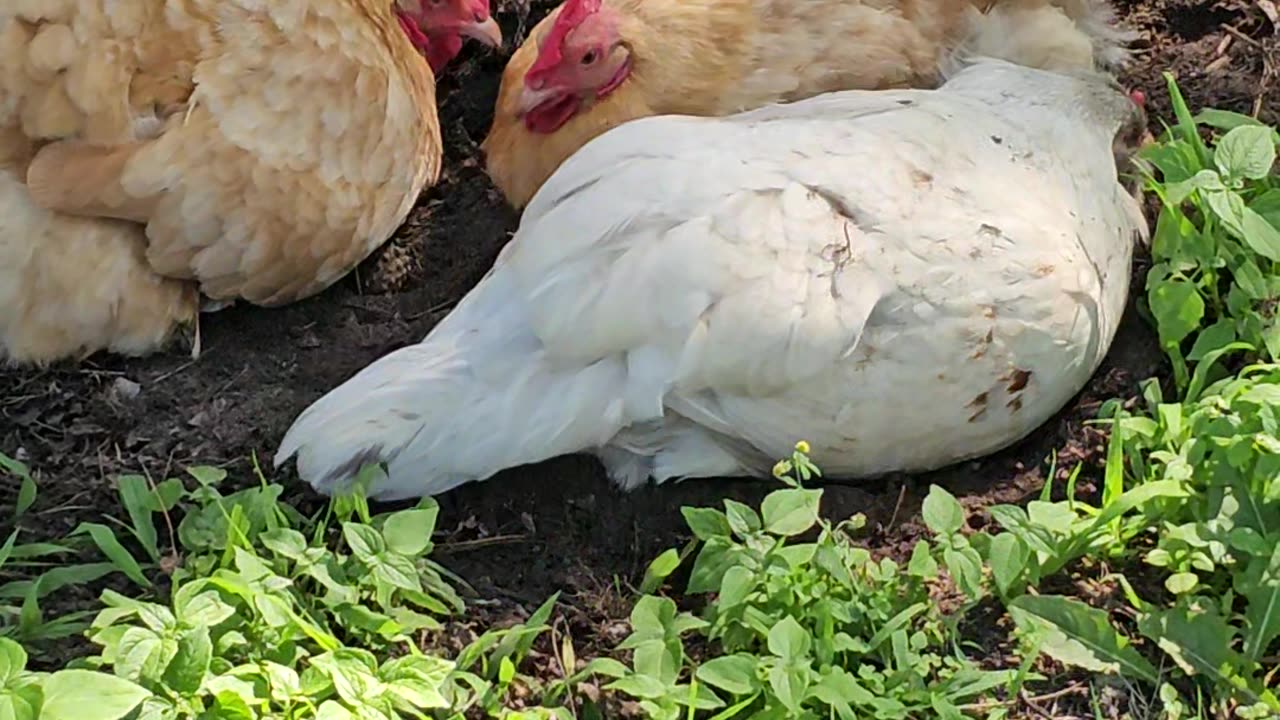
2, 0, 1277, 716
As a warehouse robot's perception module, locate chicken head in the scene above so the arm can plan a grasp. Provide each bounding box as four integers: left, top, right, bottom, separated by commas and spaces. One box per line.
519, 0, 633, 133
396, 0, 504, 74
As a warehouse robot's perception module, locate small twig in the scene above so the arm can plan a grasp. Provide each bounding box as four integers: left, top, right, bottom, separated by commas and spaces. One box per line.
144, 462, 180, 570
1221, 24, 1262, 48
1020, 689, 1060, 719
151, 358, 199, 385
1024, 682, 1088, 705
435, 533, 527, 553
885, 482, 908, 531
1215, 33, 1234, 57
405, 298, 459, 322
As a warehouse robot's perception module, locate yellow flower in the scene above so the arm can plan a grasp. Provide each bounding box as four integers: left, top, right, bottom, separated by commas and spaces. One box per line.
794, 440, 811, 455
772, 460, 792, 478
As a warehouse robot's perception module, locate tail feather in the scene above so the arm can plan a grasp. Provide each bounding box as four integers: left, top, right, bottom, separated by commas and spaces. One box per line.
274, 273, 630, 500
1046, 0, 1141, 70
945, 0, 1138, 78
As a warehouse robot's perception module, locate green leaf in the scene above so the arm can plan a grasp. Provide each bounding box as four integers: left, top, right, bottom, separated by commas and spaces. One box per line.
681, 507, 732, 540
381, 508, 438, 557
311, 650, 379, 706
1165, 572, 1199, 595
723, 501, 761, 537
0, 530, 19, 569
14, 476, 36, 520
944, 547, 985, 600
907, 540, 939, 578
73, 523, 151, 588
988, 533, 1029, 596
767, 616, 811, 660
115, 627, 169, 683
315, 701, 355, 720
264, 661, 302, 701
1137, 603, 1241, 683
186, 466, 227, 487
695, 655, 759, 696
1164, 168, 1226, 204
686, 537, 741, 594
207, 690, 253, 720
1241, 545, 1280, 662
253, 594, 295, 628
1187, 320, 1237, 361
1194, 108, 1276, 133
1252, 189, 1280, 228
373, 553, 422, 593
342, 523, 385, 561
768, 664, 808, 713
0, 693, 36, 720
922, 485, 966, 535
177, 591, 235, 629
632, 638, 680, 686
606, 673, 670, 700
40, 670, 150, 720
0, 638, 27, 683
0, 456, 36, 521
582, 657, 630, 679
116, 475, 161, 562
640, 549, 682, 594
1008, 595, 1157, 683
760, 488, 822, 536
1239, 204, 1280, 261
629, 595, 677, 638
717, 565, 754, 608
1149, 279, 1205, 349
260, 529, 309, 560
1214, 125, 1277, 180
1163, 72, 1211, 167
161, 626, 211, 694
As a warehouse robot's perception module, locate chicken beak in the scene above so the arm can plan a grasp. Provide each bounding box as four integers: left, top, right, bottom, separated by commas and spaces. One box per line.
516, 85, 564, 116
461, 16, 503, 48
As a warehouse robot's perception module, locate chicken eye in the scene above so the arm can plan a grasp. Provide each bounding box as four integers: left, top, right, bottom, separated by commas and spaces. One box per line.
580, 49, 597, 66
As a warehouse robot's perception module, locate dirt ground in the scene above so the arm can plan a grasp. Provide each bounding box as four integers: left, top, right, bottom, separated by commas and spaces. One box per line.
1, 0, 1277, 715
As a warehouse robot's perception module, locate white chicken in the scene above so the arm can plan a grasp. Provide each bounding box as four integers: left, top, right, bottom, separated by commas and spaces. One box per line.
275, 44, 1149, 500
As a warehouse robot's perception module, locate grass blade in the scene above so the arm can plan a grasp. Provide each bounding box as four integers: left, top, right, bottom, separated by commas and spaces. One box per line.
72, 523, 151, 588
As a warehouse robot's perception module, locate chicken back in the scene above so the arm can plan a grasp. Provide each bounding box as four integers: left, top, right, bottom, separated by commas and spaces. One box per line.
277, 55, 1149, 501
6, 0, 442, 307
0, 0, 501, 364
482, 0, 1137, 209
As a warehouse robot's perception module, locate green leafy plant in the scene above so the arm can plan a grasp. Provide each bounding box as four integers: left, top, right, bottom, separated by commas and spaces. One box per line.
972, 77, 1280, 719
592, 444, 1022, 719
0, 456, 575, 719
1139, 72, 1280, 390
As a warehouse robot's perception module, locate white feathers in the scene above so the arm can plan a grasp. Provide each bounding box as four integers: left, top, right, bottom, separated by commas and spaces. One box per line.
276, 60, 1145, 499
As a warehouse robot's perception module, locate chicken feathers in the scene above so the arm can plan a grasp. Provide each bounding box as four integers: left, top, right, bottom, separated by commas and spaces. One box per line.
482, 0, 1138, 209
0, 0, 451, 364
277, 57, 1148, 500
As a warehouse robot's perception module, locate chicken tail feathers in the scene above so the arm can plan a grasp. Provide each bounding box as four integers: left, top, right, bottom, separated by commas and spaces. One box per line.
25, 139, 157, 223
1044, 0, 1140, 70
947, 0, 1136, 77
273, 271, 629, 501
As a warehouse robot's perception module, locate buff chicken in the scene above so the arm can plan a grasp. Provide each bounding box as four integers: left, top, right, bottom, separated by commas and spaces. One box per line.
275, 23, 1151, 500
482, 0, 1138, 208
0, 0, 501, 365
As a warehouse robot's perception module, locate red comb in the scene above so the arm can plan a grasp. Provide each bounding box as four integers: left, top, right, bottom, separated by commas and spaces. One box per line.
525, 0, 602, 87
